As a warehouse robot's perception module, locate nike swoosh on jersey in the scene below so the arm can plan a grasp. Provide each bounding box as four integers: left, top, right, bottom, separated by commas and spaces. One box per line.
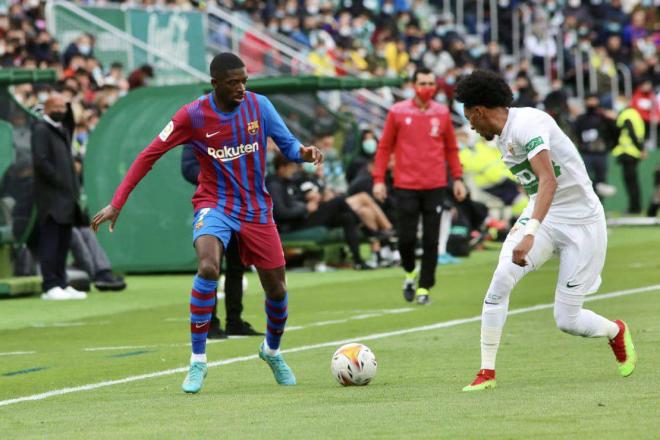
566, 282, 581, 288
205, 131, 221, 138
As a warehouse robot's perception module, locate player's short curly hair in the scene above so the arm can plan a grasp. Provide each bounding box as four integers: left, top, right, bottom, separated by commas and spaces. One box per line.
210, 52, 245, 79
454, 69, 513, 108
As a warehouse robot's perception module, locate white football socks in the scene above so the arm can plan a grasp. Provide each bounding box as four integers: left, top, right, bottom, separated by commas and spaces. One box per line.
190, 353, 207, 364
481, 326, 502, 371
262, 339, 280, 356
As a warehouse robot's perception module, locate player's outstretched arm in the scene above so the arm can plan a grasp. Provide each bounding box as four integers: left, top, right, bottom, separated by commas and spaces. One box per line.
91, 205, 120, 233
299, 145, 324, 166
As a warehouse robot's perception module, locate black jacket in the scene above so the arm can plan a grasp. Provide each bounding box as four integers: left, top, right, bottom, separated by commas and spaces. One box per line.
30, 106, 82, 225
265, 174, 307, 232
181, 144, 200, 185
574, 110, 617, 154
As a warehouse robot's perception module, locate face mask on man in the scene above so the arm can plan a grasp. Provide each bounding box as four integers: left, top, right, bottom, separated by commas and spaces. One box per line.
49, 111, 66, 122
78, 44, 91, 55
415, 86, 437, 103
362, 138, 377, 154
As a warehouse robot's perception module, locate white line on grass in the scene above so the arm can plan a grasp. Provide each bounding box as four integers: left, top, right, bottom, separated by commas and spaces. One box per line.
2, 284, 658, 409
0, 351, 36, 357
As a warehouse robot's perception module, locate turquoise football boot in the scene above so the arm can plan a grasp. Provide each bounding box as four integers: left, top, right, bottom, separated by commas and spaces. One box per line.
259, 343, 296, 385
182, 361, 208, 394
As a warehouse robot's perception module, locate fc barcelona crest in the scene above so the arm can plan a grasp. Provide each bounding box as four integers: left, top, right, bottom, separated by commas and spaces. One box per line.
247, 120, 260, 135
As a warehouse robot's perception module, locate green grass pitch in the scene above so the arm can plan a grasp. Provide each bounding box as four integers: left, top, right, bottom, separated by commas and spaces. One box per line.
1, 227, 659, 439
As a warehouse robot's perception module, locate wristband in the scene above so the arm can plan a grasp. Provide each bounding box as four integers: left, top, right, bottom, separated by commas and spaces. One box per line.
523, 219, 540, 236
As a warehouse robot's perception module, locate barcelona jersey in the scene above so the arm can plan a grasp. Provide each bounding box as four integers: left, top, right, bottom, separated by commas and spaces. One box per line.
111, 91, 303, 224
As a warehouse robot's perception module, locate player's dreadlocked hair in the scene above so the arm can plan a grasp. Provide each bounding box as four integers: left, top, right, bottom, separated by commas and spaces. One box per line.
454, 69, 513, 108
210, 52, 245, 79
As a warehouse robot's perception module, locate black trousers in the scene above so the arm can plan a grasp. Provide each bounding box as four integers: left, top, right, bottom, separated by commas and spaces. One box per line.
619, 155, 641, 213
212, 234, 245, 326
302, 196, 362, 264
395, 188, 445, 290
38, 216, 72, 292
582, 153, 608, 186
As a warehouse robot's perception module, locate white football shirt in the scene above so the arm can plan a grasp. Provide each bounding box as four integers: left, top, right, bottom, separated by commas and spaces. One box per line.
496, 107, 603, 224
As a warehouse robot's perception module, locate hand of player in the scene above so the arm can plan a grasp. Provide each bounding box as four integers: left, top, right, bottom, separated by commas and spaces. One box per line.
453, 179, 467, 202
300, 145, 324, 166
373, 182, 387, 203
91, 204, 120, 233
512, 235, 534, 267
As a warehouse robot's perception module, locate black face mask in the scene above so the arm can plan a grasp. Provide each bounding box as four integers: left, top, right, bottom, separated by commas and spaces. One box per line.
586, 106, 598, 113
49, 111, 66, 122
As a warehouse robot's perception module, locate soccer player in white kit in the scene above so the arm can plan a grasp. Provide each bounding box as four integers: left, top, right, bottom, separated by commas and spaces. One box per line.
454, 70, 637, 391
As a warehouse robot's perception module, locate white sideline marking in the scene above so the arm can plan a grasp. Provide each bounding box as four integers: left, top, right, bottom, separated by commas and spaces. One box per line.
0, 351, 36, 357
1, 284, 658, 409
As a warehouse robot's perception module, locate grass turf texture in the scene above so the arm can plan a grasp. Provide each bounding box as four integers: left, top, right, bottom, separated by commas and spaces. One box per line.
1, 227, 659, 439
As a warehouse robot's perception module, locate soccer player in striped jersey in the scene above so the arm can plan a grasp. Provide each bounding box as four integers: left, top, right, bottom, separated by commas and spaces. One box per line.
91, 53, 323, 393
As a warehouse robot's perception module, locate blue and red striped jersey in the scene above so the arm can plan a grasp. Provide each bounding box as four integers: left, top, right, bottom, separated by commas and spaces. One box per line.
111, 91, 303, 224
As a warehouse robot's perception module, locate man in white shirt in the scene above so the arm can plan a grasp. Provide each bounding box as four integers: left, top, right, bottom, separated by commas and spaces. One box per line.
454, 70, 637, 391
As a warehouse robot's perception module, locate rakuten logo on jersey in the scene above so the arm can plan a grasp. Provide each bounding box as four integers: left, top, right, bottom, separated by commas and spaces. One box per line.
207, 142, 259, 162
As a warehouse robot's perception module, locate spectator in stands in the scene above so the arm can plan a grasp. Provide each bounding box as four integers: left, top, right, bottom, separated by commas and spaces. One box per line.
574, 93, 618, 196
478, 42, 502, 73
31, 93, 87, 300
127, 64, 154, 90
296, 158, 394, 239
605, 35, 631, 67
104, 62, 129, 91
422, 35, 454, 77
613, 106, 646, 214
63, 34, 94, 68
512, 71, 538, 108
267, 154, 371, 270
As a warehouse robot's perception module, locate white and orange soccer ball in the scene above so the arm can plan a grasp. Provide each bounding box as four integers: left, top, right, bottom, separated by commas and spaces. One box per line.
331, 343, 377, 386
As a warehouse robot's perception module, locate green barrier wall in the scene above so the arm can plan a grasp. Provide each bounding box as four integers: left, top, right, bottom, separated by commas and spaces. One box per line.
85, 85, 201, 272
0, 120, 13, 179
603, 150, 659, 214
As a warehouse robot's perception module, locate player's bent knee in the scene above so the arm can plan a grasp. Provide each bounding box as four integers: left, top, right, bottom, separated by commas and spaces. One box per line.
197, 259, 220, 281
489, 265, 518, 294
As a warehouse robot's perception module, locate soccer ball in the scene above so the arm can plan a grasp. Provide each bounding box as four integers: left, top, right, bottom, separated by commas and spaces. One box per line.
331, 343, 377, 386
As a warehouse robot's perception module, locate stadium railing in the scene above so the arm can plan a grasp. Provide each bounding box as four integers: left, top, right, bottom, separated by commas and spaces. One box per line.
45, 0, 209, 85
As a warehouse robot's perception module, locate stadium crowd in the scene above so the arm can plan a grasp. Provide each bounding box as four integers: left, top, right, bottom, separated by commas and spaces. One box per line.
1, 0, 659, 284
